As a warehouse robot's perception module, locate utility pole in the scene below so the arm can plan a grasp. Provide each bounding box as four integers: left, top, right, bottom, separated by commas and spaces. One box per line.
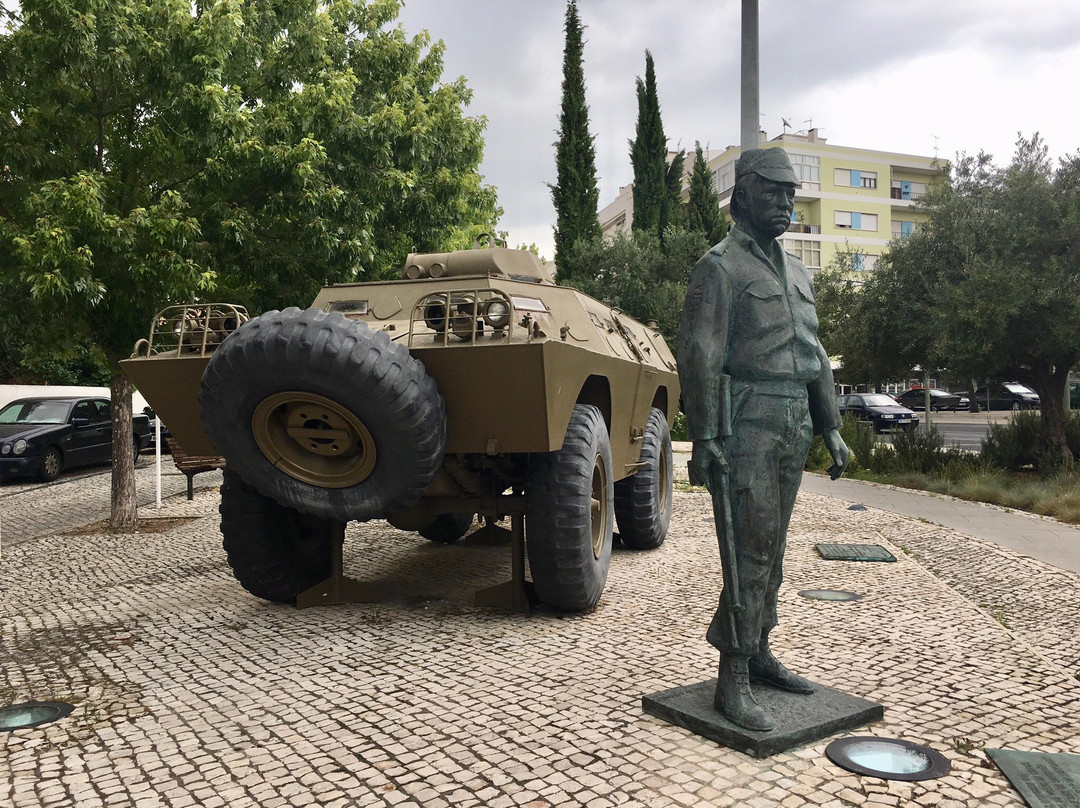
740, 0, 759, 152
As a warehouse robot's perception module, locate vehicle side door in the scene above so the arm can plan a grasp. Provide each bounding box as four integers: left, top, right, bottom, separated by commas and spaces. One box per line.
68, 399, 110, 467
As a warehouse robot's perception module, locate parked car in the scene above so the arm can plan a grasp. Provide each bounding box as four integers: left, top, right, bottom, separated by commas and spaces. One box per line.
0, 397, 150, 482
836, 393, 920, 433
1070, 382, 1080, 409
142, 406, 173, 452
894, 388, 967, 412
972, 383, 1040, 411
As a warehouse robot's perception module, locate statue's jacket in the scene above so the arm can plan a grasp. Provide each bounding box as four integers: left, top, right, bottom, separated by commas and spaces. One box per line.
678, 225, 843, 442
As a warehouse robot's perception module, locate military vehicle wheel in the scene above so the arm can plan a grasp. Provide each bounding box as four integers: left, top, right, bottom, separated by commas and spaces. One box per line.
419, 513, 474, 543
614, 408, 672, 550
200, 307, 446, 523
219, 469, 334, 603
38, 446, 62, 482
526, 404, 613, 612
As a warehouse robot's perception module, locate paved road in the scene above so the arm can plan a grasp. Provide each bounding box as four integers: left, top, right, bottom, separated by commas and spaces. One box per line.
0, 453, 222, 547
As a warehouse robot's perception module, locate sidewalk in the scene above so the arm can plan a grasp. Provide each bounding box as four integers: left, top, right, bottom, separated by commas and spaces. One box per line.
673, 441, 1080, 575
2, 455, 1079, 807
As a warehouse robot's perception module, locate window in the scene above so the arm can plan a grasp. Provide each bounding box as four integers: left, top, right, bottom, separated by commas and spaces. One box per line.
789, 153, 820, 189
891, 180, 927, 200
892, 220, 915, 239
850, 254, 878, 272
782, 238, 821, 270
714, 165, 734, 194
834, 168, 877, 189
834, 211, 878, 231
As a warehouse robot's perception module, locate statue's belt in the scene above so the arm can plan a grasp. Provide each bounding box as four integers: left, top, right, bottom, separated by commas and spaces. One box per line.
729, 377, 809, 398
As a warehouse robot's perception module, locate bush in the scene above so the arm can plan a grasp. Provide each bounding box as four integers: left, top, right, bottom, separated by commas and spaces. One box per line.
805, 413, 876, 472
671, 411, 688, 442
980, 410, 1080, 471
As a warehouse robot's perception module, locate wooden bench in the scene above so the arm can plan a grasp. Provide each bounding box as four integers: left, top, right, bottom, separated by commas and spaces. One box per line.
165, 437, 226, 500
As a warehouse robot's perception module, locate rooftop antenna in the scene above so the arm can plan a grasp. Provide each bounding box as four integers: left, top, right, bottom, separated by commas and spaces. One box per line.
781, 117, 792, 134
931, 134, 940, 158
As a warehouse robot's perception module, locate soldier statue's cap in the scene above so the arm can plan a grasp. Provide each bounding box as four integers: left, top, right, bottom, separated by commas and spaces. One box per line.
735, 148, 801, 186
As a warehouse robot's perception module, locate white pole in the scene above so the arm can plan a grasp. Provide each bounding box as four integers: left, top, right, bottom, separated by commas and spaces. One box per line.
154, 417, 161, 508
741, 0, 759, 153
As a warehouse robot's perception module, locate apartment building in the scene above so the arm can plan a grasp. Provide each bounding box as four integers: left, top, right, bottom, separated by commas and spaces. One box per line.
599, 131, 941, 275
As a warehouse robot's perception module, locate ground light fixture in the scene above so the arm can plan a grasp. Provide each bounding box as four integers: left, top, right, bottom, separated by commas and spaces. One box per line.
825, 736, 951, 781
798, 589, 862, 602
0, 701, 75, 731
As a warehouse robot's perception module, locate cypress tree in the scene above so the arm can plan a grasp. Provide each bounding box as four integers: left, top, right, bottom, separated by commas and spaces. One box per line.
663, 148, 687, 232
629, 51, 667, 238
686, 142, 728, 245
630, 52, 683, 239
550, 0, 601, 280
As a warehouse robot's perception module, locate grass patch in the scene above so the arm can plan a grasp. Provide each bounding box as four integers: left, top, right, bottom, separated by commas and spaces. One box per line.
836, 464, 1080, 524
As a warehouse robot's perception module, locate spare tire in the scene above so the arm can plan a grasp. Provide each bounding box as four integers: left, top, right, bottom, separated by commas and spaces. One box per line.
200, 307, 446, 522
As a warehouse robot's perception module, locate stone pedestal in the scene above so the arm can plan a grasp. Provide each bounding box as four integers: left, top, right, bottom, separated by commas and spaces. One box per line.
642, 679, 883, 759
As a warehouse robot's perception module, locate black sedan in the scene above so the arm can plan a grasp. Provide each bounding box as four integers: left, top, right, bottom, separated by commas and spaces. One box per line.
836, 393, 920, 433
972, 383, 1040, 411
894, 388, 966, 412
0, 397, 150, 482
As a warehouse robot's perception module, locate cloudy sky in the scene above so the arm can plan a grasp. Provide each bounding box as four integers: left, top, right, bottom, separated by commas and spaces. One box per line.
396, 0, 1080, 260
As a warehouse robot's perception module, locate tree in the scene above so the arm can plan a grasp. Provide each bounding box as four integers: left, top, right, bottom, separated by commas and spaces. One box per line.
550, 0, 600, 281
562, 226, 709, 344
629, 51, 672, 239
1, 0, 500, 527
685, 142, 728, 245
861, 136, 1080, 466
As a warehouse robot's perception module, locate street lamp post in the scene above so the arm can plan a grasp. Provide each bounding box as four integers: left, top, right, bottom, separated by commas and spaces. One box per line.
741, 0, 759, 152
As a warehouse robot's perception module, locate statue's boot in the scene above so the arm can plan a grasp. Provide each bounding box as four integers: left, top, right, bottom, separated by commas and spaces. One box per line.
714, 655, 773, 732
748, 643, 815, 694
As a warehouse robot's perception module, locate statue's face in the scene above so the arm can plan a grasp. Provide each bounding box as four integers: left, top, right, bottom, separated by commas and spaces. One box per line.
742, 178, 796, 240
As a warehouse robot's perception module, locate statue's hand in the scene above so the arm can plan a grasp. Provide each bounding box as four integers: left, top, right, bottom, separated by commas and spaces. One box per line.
823, 428, 850, 480
690, 438, 727, 487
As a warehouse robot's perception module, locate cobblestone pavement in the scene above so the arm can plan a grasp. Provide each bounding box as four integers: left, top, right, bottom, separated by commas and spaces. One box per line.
2, 476, 1079, 807
0, 456, 222, 546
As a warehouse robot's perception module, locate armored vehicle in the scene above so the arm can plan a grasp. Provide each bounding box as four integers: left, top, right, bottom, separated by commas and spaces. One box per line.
122, 243, 679, 612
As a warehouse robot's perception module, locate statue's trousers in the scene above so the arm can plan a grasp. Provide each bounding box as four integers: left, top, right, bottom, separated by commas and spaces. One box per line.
706, 382, 813, 656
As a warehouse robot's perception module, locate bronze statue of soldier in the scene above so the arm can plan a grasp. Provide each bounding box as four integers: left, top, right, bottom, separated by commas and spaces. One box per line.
677, 147, 850, 732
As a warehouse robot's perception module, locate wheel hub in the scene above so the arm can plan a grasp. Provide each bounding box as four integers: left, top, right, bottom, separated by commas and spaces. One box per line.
590, 454, 608, 559
252, 391, 377, 488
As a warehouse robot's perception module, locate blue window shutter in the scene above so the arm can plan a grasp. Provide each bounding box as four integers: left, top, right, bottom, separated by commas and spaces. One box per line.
852, 254, 864, 271
851, 212, 862, 230
791, 210, 798, 222
901, 221, 913, 237
851, 170, 861, 188
901, 181, 912, 200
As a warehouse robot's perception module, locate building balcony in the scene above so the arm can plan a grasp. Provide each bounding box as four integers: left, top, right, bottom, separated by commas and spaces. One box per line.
890, 188, 923, 201
787, 222, 821, 234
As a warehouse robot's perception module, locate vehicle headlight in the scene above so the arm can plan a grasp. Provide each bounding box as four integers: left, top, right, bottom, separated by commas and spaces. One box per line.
483, 299, 511, 329
422, 296, 449, 332
1, 443, 10, 455
13, 439, 27, 455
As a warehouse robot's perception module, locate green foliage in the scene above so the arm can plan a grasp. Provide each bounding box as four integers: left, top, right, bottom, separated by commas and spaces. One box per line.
810, 264, 861, 373
550, 0, 600, 278
0, 0, 500, 361
562, 225, 709, 344
629, 51, 671, 240
853, 135, 1080, 465
686, 143, 727, 246
982, 410, 1080, 471
662, 148, 686, 235
671, 410, 688, 442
